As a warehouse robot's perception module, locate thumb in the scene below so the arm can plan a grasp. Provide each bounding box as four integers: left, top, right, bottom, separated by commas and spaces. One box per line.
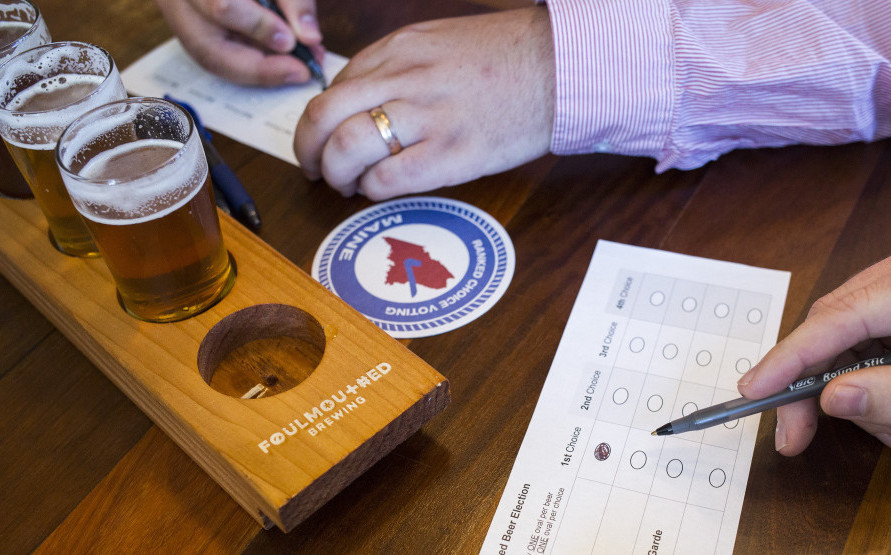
821, 365, 891, 447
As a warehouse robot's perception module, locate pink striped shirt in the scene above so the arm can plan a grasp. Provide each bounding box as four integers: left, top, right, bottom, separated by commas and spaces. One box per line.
544, 0, 891, 171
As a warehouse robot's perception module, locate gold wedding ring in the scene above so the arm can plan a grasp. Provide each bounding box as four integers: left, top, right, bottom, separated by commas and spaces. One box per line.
369, 106, 403, 155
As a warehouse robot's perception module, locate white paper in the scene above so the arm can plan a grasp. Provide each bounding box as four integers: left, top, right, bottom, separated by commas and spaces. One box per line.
481, 241, 790, 555
121, 38, 348, 166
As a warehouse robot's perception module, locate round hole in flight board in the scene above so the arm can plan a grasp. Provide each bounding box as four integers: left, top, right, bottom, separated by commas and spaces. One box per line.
197, 303, 326, 399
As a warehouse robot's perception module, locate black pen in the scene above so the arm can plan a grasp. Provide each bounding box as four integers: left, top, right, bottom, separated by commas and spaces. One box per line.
652, 354, 891, 436
256, 0, 327, 89
164, 95, 262, 231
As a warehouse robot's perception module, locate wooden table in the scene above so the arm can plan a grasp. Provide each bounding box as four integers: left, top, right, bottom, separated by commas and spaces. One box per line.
2, 0, 889, 552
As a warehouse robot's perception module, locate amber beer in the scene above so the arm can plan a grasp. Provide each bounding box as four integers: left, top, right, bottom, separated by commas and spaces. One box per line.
0, 42, 125, 256
0, 0, 51, 198
5, 139, 94, 248
58, 98, 235, 323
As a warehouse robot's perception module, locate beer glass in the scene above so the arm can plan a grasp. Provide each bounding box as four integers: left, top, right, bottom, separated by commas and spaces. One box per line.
0, 41, 125, 257
57, 97, 236, 323
0, 0, 50, 198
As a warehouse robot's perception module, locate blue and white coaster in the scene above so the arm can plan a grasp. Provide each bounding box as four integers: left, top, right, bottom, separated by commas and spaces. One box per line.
312, 197, 515, 338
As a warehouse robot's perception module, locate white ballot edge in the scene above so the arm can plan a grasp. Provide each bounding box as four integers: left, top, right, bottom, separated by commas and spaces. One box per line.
480, 240, 791, 555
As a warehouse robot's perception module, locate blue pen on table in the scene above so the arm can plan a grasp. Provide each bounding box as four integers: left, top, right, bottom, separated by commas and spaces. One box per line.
652, 354, 891, 436
255, 0, 327, 89
164, 95, 262, 231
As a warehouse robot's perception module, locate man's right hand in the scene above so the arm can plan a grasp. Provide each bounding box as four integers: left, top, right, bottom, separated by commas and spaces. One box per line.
154, 0, 323, 86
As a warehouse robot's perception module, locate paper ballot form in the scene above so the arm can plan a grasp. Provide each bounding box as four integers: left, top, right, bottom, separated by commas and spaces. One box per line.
121, 39, 348, 166
482, 241, 789, 554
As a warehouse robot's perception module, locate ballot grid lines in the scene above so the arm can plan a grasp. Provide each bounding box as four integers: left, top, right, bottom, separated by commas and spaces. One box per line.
550, 270, 771, 554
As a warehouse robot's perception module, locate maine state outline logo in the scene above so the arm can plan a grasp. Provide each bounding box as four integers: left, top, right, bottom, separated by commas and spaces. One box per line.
312, 197, 515, 338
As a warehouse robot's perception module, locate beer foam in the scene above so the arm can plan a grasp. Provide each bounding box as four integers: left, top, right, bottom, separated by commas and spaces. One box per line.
55, 104, 135, 158
3, 134, 51, 149
0, 21, 32, 45
0, 43, 124, 145
2, 42, 107, 82
0, 10, 49, 61
6, 73, 104, 112
65, 137, 209, 225
0, 3, 36, 22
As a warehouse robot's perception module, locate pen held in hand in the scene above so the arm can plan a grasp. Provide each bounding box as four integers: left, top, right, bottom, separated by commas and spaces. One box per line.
255, 0, 327, 90
652, 354, 891, 436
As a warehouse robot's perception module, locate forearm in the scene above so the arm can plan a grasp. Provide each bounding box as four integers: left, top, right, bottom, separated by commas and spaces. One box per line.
546, 0, 891, 170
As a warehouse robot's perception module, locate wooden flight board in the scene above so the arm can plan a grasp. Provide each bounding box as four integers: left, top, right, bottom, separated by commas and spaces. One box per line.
0, 197, 450, 532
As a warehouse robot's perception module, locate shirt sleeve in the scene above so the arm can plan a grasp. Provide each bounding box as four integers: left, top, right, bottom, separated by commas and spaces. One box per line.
544, 0, 891, 171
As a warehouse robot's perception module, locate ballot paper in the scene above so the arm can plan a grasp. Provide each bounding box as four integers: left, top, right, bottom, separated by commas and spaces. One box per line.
121, 38, 348, 166
481, 241, 790, 555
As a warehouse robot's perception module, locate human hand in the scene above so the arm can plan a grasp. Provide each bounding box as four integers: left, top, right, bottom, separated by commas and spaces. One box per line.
154, 0, 323, 86
294, 6, 555, 200
738, 256, 891, 455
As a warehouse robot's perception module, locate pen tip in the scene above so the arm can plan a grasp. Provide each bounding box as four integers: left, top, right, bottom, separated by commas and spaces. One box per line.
650, 430, 657, 436
307, 61, 327, 90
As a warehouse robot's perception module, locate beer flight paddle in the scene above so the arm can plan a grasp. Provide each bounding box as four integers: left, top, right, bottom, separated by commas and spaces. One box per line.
0, 42, 448, 531
0, 189, 450, 531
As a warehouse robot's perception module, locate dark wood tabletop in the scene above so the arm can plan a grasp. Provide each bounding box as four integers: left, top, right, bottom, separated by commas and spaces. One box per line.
2, 0, 890, 553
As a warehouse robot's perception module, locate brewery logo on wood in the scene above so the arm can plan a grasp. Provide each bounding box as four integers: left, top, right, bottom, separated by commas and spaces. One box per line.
313, 197, 515, 338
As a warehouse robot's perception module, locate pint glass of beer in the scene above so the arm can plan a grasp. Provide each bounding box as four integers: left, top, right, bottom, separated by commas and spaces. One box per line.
57, 97, 236, 323
0, 42, 126, 256
0, 0, 50, 198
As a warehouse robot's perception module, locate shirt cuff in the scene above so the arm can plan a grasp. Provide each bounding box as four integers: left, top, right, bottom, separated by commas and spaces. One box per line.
545, 0, 675, 162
